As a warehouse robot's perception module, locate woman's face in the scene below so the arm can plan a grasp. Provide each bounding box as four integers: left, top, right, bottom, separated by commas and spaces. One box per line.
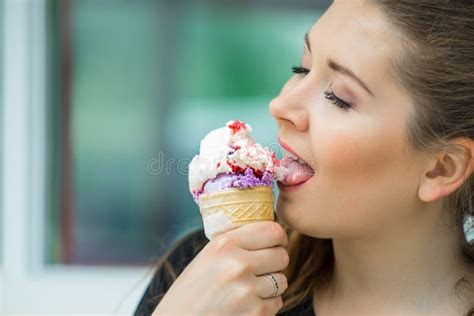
270, 0, 428, 238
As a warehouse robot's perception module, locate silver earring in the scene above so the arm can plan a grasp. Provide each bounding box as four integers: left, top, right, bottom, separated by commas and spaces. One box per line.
463, 214, 474, 245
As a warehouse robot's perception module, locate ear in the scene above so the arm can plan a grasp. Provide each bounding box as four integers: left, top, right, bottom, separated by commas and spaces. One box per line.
418, 138, 474, 203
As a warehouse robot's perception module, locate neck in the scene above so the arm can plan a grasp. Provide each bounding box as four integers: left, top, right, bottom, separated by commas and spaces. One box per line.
315, 201, 473, 315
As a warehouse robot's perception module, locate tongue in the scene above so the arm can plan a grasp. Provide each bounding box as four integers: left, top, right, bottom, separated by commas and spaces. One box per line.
280, 158, 314, 186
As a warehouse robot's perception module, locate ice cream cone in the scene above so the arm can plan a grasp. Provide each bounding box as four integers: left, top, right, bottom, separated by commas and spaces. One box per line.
199, 187, 275, 226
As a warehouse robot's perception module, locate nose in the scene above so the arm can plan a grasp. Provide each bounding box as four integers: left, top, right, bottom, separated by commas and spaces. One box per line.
269, 83, 310, 132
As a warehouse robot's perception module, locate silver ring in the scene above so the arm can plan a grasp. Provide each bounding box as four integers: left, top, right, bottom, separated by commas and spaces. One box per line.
264, 273, 279, 297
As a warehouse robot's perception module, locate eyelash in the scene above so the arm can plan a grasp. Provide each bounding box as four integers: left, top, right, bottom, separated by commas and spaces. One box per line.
323, 90, 351, 110
291, 65, 352, 110
291, 66, 310, 75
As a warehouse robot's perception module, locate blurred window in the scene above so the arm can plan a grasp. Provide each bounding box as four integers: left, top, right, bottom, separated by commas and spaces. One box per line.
0, 0, 3, 265
47, 0, 329, 265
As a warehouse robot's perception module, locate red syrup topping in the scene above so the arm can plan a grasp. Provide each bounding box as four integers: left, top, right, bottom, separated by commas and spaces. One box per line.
253, 169, 264, 178
226, 160, 247, 174
227, 120, 247, 134
226, 160, 265, 179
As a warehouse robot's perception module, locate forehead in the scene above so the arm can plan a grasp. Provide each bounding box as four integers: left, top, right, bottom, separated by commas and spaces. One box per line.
309, 0, 401, 89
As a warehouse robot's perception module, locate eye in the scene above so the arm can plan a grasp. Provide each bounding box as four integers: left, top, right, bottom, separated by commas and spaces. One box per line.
291, 65, 310, 75
324, 90, 352, 110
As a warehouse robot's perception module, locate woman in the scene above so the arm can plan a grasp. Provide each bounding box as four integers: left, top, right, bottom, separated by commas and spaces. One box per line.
135, 0, 474, 315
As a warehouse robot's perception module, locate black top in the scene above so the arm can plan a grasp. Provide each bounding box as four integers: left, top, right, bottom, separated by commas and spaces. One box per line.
134, 227, 315, 316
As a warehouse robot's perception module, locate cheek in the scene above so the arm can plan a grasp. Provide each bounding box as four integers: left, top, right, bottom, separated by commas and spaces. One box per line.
322, 128, 390, 179
312, 116, 417, 226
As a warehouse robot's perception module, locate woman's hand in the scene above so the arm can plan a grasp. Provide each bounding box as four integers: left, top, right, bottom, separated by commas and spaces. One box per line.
152, 221, 289, 316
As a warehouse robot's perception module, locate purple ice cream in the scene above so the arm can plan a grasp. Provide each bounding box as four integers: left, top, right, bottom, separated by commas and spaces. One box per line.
192, 167, 274, 204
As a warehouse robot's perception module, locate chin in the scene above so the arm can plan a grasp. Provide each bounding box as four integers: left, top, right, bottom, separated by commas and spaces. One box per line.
275, 198, 338, 239
276, 198, 313, 234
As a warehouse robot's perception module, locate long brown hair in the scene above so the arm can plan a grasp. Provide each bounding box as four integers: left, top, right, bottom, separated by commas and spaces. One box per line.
280, 0, 474, 314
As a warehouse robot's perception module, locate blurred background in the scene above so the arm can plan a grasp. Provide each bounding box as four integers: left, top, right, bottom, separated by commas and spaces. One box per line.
1, 0, 330, 314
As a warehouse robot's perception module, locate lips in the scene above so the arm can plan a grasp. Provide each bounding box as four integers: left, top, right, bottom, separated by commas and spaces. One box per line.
278, 137, 315, 187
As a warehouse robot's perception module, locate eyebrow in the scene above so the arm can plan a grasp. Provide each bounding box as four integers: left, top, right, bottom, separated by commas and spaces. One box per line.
304, 31, 375, 97
327, 59, 375, 97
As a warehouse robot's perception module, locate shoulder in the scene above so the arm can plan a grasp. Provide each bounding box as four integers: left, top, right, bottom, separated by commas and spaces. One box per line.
165, 227, 209, 274
133, 227, 208, 316
150, 226, 209, 284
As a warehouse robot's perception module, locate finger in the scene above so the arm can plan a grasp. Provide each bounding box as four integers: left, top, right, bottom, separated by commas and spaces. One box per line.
255, 272, 288, 299
259, 295, 284, 315
222, 221, 288, 251
246, 246, 289, 275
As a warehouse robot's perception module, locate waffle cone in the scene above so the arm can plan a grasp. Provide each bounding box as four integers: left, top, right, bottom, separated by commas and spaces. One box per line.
199, 187, 274, 225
